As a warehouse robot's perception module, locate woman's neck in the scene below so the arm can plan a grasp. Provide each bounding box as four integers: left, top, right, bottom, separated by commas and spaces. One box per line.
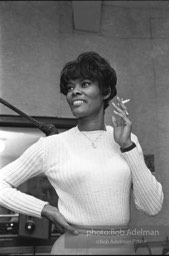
77, 118, 105, 131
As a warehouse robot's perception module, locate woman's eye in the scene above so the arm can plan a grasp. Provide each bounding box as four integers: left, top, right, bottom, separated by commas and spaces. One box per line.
67, 85, 74, 92
82, 81, 91, 87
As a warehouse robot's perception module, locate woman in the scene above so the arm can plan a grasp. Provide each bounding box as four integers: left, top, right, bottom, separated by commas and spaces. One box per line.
0, 52, 163, 255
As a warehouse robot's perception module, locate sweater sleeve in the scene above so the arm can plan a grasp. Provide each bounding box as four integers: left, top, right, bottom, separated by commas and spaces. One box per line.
0, 137, 49, 218
122, 134, 164, 216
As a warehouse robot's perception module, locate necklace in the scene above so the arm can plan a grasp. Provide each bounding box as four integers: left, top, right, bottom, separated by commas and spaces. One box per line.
78, 126, 106, 149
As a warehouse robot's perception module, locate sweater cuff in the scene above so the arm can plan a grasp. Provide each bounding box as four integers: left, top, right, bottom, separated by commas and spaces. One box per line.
20, 199, 49, 219
30, 200, 49, 218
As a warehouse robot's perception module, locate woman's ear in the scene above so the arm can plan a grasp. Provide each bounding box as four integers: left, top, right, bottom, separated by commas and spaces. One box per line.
103, 88, 111, 100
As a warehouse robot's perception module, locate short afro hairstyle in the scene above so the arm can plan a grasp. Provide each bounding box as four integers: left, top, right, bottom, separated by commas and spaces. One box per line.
60, 51, 117, 109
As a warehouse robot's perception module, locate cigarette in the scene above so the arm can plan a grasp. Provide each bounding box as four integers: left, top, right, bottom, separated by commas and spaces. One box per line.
122, 99, 131, 104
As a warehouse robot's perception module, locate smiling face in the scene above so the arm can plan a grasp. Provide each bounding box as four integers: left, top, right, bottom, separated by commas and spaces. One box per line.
66, 78, 105, 119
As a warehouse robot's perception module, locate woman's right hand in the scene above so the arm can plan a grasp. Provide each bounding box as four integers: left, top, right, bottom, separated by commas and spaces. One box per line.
41, 204, 79, 235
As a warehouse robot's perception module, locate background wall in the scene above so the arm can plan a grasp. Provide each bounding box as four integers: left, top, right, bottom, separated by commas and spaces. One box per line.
0, 0, 169, 251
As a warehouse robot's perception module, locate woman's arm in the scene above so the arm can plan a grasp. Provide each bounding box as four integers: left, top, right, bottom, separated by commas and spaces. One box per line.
0, 138, 48, 218
112, 97, 164, 216
122, 135, 164, 216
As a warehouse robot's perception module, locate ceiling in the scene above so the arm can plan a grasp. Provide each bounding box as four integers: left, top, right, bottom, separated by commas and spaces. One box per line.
72, 0, 169, 32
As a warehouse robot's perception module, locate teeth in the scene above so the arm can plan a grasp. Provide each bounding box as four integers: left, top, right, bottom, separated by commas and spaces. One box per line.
73, 100, 84, 105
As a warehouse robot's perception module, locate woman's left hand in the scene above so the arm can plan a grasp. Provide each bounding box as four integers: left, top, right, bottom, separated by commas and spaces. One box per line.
111, 96, 133, 149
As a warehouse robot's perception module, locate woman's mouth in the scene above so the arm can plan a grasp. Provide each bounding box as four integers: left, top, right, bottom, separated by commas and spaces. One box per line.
72, 100, 85, 107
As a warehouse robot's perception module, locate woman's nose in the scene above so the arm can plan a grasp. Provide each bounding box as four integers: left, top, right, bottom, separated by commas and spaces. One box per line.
72, 87, 82, 96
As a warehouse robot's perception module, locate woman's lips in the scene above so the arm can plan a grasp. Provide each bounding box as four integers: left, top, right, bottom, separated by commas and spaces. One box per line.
72, 100, 85, 107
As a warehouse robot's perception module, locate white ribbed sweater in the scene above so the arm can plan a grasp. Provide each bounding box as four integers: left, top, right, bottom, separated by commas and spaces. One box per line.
0, 125, 163, 226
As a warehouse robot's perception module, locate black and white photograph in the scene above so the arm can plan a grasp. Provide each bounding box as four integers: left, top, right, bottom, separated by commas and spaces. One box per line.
0, 1, 168, 255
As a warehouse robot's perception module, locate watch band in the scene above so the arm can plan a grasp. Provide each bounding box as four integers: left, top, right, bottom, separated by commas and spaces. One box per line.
120, 142, 136, 153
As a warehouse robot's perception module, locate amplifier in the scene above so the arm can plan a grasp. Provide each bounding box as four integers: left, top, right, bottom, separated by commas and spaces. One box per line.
0, 214, 60, 239
19, 214, 51, 239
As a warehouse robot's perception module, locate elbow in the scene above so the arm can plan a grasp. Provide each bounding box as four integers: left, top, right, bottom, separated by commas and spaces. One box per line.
0, 184, 5, 203
139, 203, 163, 216
0, 179, 11, 203
0, 182, 3, 201
146, 193, 164, 216
147, 204, 163, 216
136, 192, 164, 216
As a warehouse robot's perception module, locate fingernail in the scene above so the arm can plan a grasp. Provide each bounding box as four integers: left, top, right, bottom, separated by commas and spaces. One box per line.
74, 230, 79, 235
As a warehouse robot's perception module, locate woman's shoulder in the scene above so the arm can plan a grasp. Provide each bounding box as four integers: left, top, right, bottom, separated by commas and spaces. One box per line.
39, 126, 77, 144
